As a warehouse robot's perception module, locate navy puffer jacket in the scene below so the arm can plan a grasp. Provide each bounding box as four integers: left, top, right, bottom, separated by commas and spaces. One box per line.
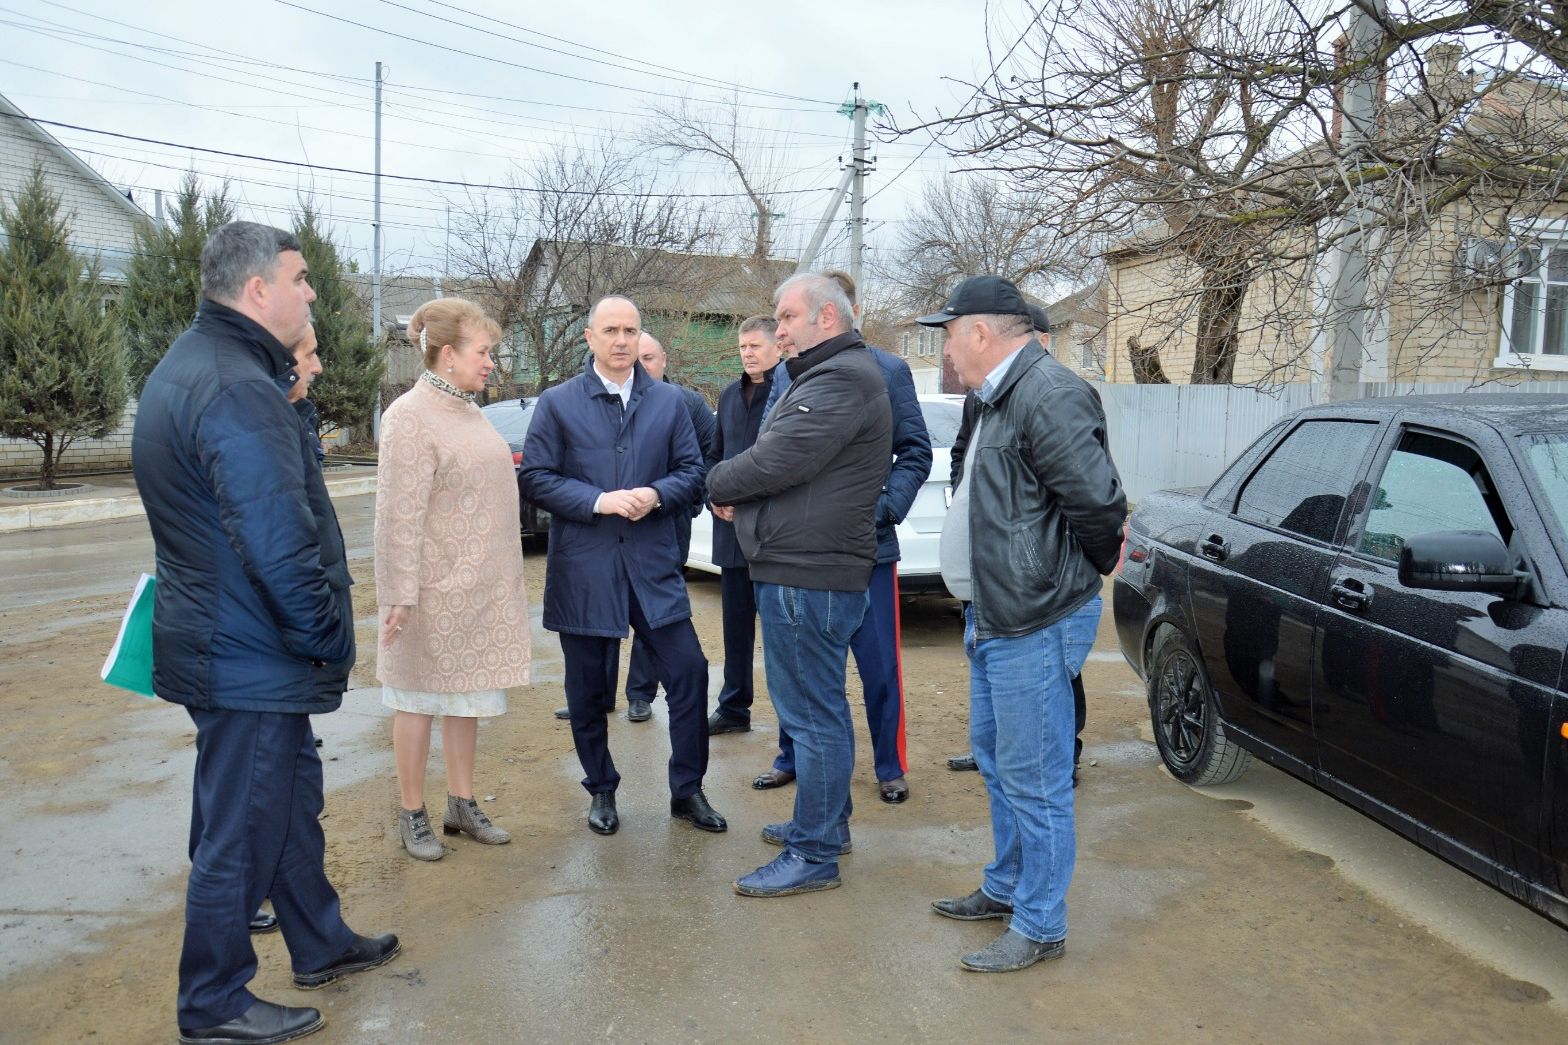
132, 299, 355, 714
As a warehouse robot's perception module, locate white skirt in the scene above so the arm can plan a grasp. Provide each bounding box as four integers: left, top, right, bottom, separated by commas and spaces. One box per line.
381, 685, 508, 718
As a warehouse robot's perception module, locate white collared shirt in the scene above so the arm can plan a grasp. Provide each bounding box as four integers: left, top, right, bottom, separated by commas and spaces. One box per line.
592, 362, 634, 409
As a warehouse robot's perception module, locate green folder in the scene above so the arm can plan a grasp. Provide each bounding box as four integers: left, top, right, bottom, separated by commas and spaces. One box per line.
101, 573, 157, 698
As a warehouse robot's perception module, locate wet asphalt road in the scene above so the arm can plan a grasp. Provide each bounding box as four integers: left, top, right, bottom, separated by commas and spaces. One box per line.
5, 495, 1568, 1042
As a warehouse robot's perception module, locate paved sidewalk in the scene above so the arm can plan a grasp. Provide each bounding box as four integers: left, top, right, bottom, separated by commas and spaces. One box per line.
0, 465, 378, 532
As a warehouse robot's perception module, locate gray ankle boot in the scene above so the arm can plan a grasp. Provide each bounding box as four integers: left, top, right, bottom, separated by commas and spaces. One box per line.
399, 806, 444, 861
443, 795, 511, 845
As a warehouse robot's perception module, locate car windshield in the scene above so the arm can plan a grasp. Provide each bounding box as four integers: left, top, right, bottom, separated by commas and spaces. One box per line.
921, 401, 963, 449
1520, 432, 1568, 538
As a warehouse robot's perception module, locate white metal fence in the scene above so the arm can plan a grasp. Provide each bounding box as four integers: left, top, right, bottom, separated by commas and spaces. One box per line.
1101, 381, 1568, 502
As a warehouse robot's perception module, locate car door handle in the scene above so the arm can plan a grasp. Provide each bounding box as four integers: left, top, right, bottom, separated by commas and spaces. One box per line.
1330, 577, 1372, 612
1199, 534, 1228, 562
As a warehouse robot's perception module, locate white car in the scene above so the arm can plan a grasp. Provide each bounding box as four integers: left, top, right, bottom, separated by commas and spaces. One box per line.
687, 393, 966, 595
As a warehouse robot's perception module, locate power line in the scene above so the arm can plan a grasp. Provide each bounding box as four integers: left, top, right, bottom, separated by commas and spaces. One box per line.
1, 112, 841, 199
275, 1, 837, 112
367, 0, 831, 105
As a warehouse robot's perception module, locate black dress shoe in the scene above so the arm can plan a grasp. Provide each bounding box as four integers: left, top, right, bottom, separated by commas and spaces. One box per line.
670, 790, 727, 833
291, 933, 401, 989
879, 776, 910, 804
627, 698, 652, 722
588, 792, 618, 835
554, 706, 570, 720
707, 710, 751, 735
249, 908, 279, 935
947, 754, 978, 772
179, 999, 323, 1044
751, 768, 796, 790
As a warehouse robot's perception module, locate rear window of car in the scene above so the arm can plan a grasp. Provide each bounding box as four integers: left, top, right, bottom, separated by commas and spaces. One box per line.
481, 400, 535, 443
1233, 419, 1378, 543
920, 400, 963, 449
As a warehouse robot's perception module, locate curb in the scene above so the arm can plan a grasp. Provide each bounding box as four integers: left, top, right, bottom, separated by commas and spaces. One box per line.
0, 473, 379, 533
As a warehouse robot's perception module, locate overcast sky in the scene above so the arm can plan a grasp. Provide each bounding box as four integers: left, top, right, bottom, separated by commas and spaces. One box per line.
2, 0, 1020, 281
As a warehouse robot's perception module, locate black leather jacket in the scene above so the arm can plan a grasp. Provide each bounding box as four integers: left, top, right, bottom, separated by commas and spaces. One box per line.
958, 340, 1125, 640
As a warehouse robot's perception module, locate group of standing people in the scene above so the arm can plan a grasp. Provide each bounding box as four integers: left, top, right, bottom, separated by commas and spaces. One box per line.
132, 216, 1123, 1044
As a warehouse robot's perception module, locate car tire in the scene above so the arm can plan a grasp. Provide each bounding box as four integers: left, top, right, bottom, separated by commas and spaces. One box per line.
1147, 627, 1251, 786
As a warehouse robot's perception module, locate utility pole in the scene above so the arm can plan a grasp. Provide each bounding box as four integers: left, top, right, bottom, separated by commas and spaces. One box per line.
371, 60, 385, 443
848, 83, 871, 292
1324, 1, 1386, 402
797, 83, 875, 278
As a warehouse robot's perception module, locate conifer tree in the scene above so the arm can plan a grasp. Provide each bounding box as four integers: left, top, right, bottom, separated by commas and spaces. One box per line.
122, 172, 232, 392
0, 166, 130, 488
294, 201, 381, 437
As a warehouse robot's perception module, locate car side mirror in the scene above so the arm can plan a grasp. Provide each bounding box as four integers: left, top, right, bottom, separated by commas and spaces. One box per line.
1398, 530, 1523, 596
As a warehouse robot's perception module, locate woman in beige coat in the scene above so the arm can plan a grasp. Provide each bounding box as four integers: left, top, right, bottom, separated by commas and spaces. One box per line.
375, 297, 531, 861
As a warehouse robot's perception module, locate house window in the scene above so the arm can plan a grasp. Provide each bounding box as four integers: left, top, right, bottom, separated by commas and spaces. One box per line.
1496, 221, 1568, 370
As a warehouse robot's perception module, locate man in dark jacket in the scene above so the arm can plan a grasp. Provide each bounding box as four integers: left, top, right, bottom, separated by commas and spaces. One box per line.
922, 276, 1124, 974
946, 306, 1089, 780
621, 330, 717, 722
709, 273, 892, 897
520, 295, 727, 838
751, 269, 932, 803
133, 222, 397, 1045
704, 315, 780, 734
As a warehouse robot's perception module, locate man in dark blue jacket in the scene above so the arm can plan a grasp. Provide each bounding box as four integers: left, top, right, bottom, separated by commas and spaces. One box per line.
705, 314, 780, 734
754, 270, 933, 803
133, 222, 397, 1045
621, 330, 717, 722
520, 295, 727, 837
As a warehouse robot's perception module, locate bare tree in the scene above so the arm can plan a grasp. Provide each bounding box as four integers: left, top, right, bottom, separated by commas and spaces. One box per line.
904, 0, 1568, 386
448, 142, 719, 391
882, 174, 1094, 313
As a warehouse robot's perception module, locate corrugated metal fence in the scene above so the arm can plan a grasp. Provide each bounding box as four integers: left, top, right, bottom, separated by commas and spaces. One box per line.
1101, 381, 1568, 502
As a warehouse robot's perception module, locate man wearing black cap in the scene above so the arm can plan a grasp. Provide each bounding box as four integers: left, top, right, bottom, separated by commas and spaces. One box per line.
921, 275, 1125, 973
945, 305, 1090, 782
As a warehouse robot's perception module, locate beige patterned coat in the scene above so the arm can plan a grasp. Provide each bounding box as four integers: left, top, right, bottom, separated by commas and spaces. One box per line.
374, 379, 531, 692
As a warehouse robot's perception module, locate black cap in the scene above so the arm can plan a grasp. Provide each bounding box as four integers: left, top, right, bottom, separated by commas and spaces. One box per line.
1027, 304, 1050, 334
915, 275, 1031, 326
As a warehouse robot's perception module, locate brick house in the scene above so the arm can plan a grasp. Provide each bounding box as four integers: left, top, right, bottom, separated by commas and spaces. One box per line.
1102, 74, 1568, 387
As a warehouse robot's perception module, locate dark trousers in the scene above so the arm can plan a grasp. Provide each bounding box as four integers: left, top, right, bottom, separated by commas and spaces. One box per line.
179, 709, 355, 1028
1072, 673, 1087, 762
713, 564, 758, 723
774, 561, 908, 782
559, 589, 710, 798
625, 516, 694, 703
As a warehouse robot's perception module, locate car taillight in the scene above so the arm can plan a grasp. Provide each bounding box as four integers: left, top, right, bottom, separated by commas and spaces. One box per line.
512, 451, 523, 467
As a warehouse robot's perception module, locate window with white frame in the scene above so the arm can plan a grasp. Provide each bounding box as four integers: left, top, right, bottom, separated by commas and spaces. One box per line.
1496, 220, 1568, 369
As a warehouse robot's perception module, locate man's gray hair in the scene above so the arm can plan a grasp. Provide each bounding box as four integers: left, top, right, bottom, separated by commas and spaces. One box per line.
774, 273, 852, 334
969, 312, 1033, 339
587, 294, 639, 326
738, 314, 775, 337
201, 221, 302, 303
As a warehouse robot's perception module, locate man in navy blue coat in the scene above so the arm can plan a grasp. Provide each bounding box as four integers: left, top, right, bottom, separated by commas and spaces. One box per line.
133, 222, 397, 1045
705, 315, 782, 734
520, 295, 728, 837
755, 270, 933, 803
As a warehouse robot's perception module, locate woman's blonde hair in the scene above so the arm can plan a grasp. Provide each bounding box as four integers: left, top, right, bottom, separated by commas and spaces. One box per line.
407, 297, 502, 369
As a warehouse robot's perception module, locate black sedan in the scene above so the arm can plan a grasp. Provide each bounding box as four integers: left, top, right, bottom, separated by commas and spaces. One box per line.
1114, 394, 1568, 928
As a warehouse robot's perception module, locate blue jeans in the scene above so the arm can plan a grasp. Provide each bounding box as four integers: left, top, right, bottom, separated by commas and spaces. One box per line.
966, 596, 1100, 943
755, 582, 867, 862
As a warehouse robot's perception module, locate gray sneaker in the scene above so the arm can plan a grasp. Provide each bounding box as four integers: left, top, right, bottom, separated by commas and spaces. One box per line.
443, 795, 511, 845
398, 806, 444, 861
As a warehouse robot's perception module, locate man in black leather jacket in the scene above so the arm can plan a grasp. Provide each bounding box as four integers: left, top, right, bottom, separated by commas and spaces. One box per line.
921, 276, 1124, 975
